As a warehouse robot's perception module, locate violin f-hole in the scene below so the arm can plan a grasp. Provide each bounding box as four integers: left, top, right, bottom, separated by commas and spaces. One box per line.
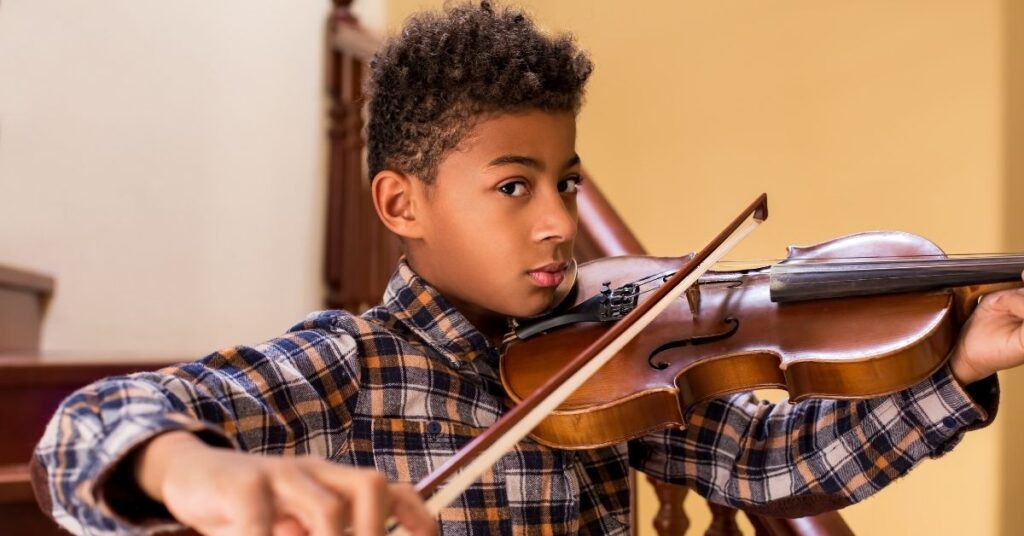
647, 317, 740, 370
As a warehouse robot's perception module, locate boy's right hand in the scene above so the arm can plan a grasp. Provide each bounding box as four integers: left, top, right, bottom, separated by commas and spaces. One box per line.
134, 430, 436, 536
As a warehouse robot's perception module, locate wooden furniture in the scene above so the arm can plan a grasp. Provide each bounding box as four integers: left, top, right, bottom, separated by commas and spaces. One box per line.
323, 2, 854, 534
1, 263, 60, 530
0, 263, 54, 354
0, 263, 182, 533
0, 357, 178, 534
1, 464, 57, 535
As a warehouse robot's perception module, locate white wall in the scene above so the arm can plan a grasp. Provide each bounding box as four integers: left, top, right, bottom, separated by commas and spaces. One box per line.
0, 1, 330, 359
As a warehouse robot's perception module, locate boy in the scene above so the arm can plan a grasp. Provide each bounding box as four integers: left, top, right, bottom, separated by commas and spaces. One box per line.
32, 2, 1024, 535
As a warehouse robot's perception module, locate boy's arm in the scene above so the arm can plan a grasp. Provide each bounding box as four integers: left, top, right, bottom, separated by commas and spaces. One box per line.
126, 429, 431, 536
630, 364, 998, 518
31, 325, 364, 534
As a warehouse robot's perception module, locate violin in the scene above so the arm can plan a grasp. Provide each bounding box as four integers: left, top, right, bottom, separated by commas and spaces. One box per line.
502, 229, 1024, 449
392, 193, 1024, 530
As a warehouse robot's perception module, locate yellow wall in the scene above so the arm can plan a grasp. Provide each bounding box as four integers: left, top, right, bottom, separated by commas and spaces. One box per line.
380, 1, 1014, 534
1000, 1, 1024, 534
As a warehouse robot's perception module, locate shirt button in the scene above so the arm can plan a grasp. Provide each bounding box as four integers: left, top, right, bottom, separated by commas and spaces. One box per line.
942, 417, 957, 428
427, 421, 442, 435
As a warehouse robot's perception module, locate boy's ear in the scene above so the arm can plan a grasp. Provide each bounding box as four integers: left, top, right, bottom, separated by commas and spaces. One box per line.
371, 170, 425, 240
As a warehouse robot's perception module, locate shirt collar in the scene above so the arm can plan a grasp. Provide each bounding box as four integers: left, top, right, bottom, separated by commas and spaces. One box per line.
384, 259, 497, 368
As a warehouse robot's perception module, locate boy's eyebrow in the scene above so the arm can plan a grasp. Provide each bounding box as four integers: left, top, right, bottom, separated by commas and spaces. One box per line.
486, 154, 582, 171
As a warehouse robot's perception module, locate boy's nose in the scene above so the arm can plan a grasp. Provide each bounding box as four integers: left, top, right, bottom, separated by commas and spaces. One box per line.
533, 190, 578, 244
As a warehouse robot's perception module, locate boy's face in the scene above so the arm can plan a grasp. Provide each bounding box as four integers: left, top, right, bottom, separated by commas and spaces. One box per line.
406, 110, 581, 323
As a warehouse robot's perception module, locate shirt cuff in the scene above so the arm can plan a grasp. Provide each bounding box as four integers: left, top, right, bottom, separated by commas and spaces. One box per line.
960, 372, 1000, 429
901, 364, 999, 458
92, 414, 236, 533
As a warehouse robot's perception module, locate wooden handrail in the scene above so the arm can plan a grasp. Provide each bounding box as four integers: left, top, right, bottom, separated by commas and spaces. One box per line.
329, 4, 381, 63
577, 171, 646, 257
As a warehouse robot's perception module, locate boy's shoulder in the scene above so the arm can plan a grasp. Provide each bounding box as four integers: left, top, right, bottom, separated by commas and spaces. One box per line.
251, 306, 416, 362
172, 307, 413, 385
278, 304, 473, 373
285, 306, 405, 341
255, 307, 398, 359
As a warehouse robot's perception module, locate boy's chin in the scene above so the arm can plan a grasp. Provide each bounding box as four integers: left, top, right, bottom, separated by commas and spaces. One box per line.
506, 291, 559, 319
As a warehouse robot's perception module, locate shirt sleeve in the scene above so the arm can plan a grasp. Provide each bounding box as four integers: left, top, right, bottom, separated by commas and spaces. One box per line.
629, 364, 999, 518
31, 320, 363, 535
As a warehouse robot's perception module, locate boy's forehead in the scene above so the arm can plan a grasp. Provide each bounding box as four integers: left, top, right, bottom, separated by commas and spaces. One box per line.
455, 110, 577, 164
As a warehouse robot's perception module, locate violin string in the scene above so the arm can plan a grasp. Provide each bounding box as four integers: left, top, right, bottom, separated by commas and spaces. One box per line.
727, 257, 1024, 274
713, 253, 1024, 266
779, 255, 1024, 265
775, 269, 1023, 286
614, 259, 1024, 293
776, 259, 1024, 273
627, 269, 1018, 299
606, 254, 1024, 291
627, 274, 749, 299
671, 256, 1024, 277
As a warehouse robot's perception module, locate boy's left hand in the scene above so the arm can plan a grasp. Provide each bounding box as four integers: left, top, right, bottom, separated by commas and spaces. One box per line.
949, 272, 1024, 385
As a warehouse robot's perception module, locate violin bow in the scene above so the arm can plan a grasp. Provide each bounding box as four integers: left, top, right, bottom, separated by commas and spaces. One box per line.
391, 193, 769, 535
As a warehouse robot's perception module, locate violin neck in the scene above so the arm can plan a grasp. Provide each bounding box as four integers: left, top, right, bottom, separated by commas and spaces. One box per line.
769, 256, 1024, 303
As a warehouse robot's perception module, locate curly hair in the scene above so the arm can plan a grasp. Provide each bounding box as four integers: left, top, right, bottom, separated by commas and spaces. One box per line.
364, 1, 593, 183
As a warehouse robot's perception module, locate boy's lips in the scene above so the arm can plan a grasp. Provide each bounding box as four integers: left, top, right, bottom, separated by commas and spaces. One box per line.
527, 262, 567, 288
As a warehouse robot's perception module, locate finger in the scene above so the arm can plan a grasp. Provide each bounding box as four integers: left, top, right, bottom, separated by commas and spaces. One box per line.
271, 465, 350, 536
305, 462, 390, 535
342, 470, 388, 536
272, 516, 308, 536
983, 287, 1024, 320
228, 474, 275, 536
387, 483, 436, 536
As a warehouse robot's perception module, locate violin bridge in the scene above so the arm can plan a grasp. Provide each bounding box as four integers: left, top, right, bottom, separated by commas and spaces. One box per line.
685, 285, 701, 317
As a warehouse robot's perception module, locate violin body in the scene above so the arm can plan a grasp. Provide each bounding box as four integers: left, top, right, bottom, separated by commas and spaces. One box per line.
501, 231, 1014, 450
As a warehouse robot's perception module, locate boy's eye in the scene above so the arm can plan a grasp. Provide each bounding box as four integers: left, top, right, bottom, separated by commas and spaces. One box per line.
558, 176, 583, 194
498, 180, 529, 197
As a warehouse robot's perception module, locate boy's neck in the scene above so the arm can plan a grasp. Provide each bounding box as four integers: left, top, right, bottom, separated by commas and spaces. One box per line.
404, 255, 509, 348
444, 293, 510, 348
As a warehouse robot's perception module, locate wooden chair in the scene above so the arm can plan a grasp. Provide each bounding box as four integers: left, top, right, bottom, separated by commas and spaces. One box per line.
322, 3, 855, 534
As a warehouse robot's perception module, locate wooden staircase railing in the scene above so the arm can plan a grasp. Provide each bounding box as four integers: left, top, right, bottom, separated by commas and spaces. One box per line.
323, 2, 855, 534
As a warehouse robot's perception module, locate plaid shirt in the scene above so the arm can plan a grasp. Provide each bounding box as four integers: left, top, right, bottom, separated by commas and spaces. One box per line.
33, 260, 998, 535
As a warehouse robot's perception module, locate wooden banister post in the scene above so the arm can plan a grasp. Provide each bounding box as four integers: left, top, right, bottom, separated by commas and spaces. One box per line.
648, 475, 690, 536
706, 502, 741, 536
325, 0, 402, 313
